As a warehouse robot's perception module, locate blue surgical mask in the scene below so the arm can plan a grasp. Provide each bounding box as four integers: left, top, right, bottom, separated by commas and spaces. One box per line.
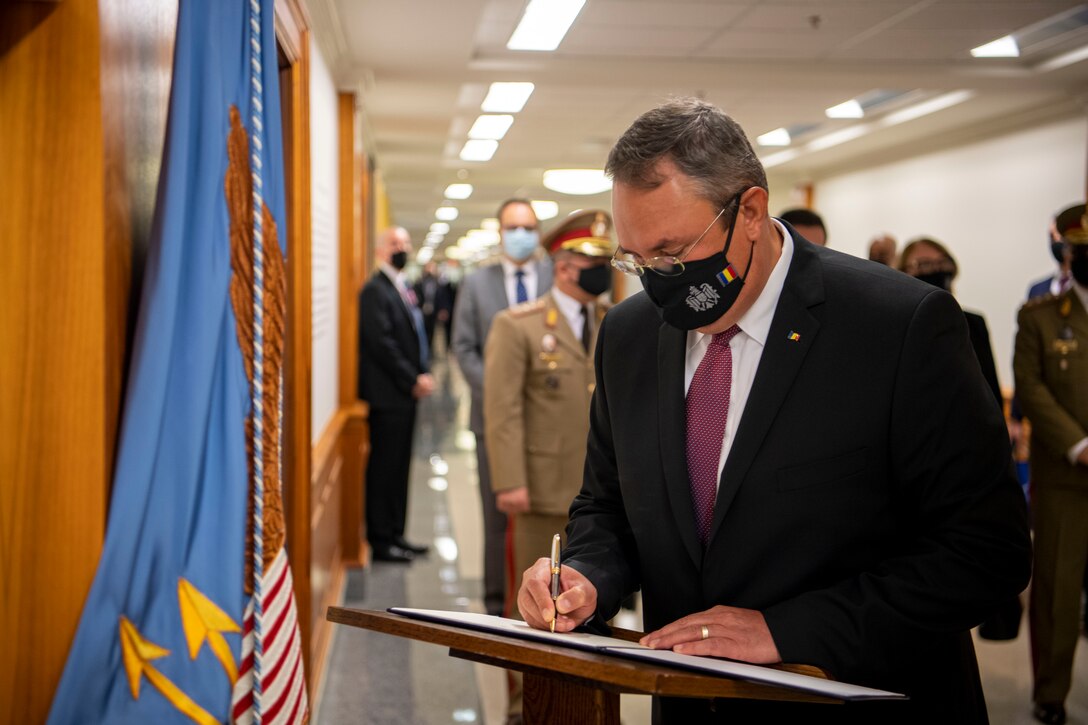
503, 228, 539, 261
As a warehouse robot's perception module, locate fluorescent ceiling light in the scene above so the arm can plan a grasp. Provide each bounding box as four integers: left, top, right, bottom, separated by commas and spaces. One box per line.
881, 90, 973, 126
531, 200, 559, 220
756, 128, 791, 147
481, 82, 535, 112
760, 149, 800, 169
459, 139, 499, 162
806, 124, 872, 152
444, 245, 468, 261
435, 206, 459, 221
543, 169, 612, 195
1035, 43, 1088, 72
468, 115, 515, 140
467, 229, 501, 246
416, 247, 435, 264
430, 222, 450, 234
481, 217, 500, 232
507, 0, 586, 51
825, 99, 864, 119
971, 35, 1019, 57
443, 183, 473, 199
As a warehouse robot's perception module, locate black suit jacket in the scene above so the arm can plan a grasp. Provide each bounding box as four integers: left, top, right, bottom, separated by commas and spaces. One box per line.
357, 271, 426, 411
565, 229, 1031, 721
964, 309, 1002, 406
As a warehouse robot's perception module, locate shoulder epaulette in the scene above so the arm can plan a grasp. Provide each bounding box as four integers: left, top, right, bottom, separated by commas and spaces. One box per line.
508, 298, 546, 318
1021, 293, 1061, 311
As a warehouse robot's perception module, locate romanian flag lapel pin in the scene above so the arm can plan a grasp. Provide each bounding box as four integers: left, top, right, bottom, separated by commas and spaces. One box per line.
787, 331, 801, 342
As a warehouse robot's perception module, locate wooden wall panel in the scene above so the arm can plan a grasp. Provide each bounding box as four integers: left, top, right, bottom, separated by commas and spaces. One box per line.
0, 1, 175, 722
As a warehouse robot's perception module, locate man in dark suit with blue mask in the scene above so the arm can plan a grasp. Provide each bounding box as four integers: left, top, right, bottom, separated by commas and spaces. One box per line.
516, 98, 1031, 723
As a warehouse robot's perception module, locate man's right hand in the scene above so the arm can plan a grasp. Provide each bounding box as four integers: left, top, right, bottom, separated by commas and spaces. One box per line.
412, 373, 435, 399
517, 557, 598, 632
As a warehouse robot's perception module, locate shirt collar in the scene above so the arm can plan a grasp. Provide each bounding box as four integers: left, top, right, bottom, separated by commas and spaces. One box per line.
687, 219, 794, 351
501, 257, 536, 278
551, 285, 587, 318
379, 262, 404, 286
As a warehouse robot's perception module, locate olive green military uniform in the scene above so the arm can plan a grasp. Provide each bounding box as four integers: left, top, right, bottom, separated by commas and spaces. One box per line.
1014, 288, 1088, 705
483, 291, 607, 588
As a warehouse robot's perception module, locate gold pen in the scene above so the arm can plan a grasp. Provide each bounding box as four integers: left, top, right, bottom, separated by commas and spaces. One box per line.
549, 533, 561, 633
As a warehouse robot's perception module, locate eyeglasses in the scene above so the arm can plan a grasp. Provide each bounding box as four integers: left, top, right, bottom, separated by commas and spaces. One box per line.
611, 206, 729, 277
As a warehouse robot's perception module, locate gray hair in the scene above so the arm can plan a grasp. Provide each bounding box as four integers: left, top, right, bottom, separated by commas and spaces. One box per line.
605, 98, 767, 214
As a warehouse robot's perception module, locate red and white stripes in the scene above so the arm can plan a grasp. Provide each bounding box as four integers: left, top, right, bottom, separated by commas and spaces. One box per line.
231, 548, 308, 724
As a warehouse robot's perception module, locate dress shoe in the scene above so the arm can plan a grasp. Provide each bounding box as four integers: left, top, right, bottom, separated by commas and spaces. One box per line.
393, 536, 430, 555
371, 543, 414, 563
1033, 702, 1066, 725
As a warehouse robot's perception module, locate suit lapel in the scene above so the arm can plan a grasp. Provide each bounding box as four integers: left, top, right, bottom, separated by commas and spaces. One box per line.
707, 238, 824, 546
657, 320, 703, 568
380, 272, 415, 328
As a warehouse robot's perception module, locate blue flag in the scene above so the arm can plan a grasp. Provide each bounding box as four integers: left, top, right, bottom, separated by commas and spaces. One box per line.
48, 0, 307, 722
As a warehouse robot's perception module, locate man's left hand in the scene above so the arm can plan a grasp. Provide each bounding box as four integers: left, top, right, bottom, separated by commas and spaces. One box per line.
639, 605, 781, 664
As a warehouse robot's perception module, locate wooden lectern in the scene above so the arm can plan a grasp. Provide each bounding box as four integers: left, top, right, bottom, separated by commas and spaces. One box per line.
327, 607, 839, 724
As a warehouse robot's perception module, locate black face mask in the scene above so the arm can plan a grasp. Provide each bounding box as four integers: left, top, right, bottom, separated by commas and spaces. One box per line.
914, 272, 953, 291
390, 250, 408, 270
577, 264, 611, 296
640, 195, 752, 330
1051, 241, 1068, 264
1071, 247, 1088, 287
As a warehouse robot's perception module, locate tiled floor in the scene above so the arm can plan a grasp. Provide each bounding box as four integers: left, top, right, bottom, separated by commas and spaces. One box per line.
317, 349, 1088, 725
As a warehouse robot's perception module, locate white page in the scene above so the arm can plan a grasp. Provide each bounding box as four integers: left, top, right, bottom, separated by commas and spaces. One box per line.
389, 607, 905, 701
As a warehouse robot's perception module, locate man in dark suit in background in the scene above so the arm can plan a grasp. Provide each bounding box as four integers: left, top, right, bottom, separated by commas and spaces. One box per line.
358, 227, 435, 563
517, 99, 1031, 723
451, 199, 553, 615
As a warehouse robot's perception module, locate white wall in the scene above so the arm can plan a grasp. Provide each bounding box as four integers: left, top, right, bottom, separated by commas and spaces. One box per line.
814, 116, 1087, 388
310, 41, 340, 441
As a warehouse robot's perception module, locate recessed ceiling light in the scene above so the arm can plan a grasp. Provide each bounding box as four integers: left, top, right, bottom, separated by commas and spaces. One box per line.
542, 169, 612, 195
436, 206, 459, 221
1035, 43, 1088, 72
971, 35, 1019, 57
459, 139, 499, 162
756, 128, 791, 147
760, 149, 800, 169
467, 229, 501, 246
430, 222, 450, 234
806, 125, 871, 152
444, 183, 473, 199
481, 217, 500, 231
468, 115, 515, 140
416, 247, 435, 264
481, 82, 535, 113
825, 99, 864, 119
507, 0, 586, 51
531, 200, 559, 220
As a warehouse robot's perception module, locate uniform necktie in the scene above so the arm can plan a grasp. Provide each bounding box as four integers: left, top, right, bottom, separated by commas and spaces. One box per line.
580, 306, 592, 352
685, 325, 741, 547
515, 269, 528, 304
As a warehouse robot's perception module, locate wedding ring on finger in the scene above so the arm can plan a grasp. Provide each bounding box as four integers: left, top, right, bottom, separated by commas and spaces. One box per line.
701, 625, 709, 640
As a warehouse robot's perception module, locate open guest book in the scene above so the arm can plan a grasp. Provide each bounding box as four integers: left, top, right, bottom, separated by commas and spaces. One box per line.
389, 607, 907, 702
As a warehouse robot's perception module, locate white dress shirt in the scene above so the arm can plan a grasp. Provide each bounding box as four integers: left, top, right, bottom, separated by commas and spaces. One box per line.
501, 258, 539, 305
551, 285, 593, 343
683, 220, 795, 489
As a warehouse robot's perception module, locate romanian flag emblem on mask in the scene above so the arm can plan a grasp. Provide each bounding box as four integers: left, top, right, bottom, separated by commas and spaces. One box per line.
717, 264, 739, 286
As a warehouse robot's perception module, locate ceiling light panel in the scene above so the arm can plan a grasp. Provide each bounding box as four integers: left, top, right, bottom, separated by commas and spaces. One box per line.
435, 206, 459, 221
468, 115, 514, 140
971, 35, 1020, 57
443, 183, 473, 199
507, 0, 587, 51
481, 82, 535, 112
530, 200, 559, 220
756, 128, 791, 147
459, 139, 499, 162
430, 222, 450, 235
542, 169, 612, 195
825, 99, 864, 119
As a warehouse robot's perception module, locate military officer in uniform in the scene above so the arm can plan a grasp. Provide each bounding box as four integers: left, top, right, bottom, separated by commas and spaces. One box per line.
483, 210, 614, 722
1015, 203, 1088, 725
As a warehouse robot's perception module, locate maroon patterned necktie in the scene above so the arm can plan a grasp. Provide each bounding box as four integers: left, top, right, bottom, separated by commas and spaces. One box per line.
686, 325, 741, 546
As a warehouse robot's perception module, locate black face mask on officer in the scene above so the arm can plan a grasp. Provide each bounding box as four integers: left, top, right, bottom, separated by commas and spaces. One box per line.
577, 264, 611, 296
1051, 240, 1068, 265
390, 250, 408, 270
1071, 245, 1088, 287
640, 192, 753, 331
